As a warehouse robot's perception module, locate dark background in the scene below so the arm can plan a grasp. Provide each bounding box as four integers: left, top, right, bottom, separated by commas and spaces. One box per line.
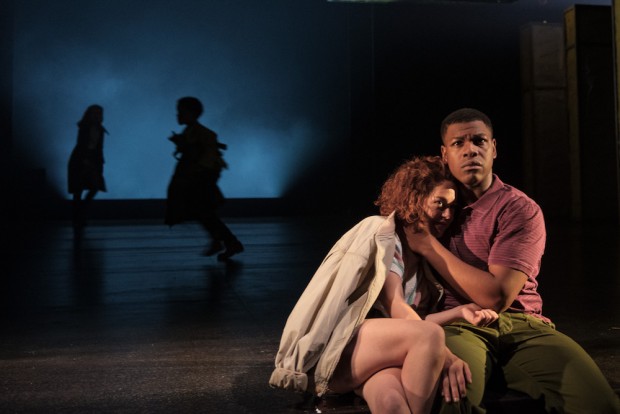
0, 0, 614, 218
1, 3, 619, 410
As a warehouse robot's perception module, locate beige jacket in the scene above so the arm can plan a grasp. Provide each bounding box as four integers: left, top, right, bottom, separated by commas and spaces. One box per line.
269, 213, 442, 396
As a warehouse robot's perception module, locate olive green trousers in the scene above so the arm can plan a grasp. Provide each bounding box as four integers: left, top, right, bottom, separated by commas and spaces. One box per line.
437, 312, 620, 414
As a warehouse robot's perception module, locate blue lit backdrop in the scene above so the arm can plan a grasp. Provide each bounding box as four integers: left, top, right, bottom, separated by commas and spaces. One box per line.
10, 0, 612, 202
12, 0, 350, 199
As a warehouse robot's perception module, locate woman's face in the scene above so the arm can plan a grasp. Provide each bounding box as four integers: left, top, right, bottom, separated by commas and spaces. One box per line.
423, 180, 457, 237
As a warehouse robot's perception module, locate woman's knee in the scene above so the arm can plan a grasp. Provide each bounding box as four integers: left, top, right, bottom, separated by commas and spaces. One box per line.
413, 321, 445, 350
366, 386, 409, 414
401, 319, 444, 339
396, 321, 446, 366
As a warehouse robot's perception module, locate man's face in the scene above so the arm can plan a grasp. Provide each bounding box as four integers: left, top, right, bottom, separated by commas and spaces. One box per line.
441, 120, 496, 194
176, 106, 193, 126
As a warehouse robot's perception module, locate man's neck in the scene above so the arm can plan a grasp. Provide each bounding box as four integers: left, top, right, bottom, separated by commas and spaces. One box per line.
459, 186, 479, 204
459, 175, 494, 204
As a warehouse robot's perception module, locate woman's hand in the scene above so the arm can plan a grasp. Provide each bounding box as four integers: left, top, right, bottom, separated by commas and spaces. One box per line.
441, 348, 472, 403
458, 303, 498, 327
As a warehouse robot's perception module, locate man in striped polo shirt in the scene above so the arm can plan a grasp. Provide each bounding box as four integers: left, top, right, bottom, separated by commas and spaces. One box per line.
405, 108, 620, 413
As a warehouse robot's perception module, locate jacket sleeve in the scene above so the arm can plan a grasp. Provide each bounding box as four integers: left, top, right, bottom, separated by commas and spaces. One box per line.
269, 216, 394, 394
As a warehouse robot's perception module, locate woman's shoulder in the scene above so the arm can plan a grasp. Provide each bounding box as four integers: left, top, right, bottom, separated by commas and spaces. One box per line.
351, 214, 393, 233
334, 215, 395, 248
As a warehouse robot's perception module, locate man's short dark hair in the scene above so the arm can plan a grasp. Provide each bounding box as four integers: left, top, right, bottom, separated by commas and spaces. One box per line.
440, 108, 493, 140
177, 96, 204, 118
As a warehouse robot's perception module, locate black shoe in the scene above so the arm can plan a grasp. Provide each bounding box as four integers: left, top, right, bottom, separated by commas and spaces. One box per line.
203, 240, 224, 256
217, 240, 244, 261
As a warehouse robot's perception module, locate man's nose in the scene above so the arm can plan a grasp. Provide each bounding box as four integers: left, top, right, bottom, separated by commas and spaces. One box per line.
463, 140, 478, 156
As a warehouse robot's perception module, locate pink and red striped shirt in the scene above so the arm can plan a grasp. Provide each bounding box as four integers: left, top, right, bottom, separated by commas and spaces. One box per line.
441, 175, 549, 323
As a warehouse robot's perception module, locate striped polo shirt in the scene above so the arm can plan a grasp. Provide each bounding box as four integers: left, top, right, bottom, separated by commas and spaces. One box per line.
441, 175, 549, 322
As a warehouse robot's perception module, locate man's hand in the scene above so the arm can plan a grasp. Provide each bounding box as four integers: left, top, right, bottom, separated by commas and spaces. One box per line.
403, 224, 433, 256
442, 348, 472, 403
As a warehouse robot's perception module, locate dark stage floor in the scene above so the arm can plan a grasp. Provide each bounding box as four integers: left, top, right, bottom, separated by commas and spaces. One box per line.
1, 214, 619, 413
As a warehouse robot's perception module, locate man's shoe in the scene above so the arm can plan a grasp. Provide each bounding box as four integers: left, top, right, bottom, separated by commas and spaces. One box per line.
217, 240, 244, 261
203, 240, 224, 256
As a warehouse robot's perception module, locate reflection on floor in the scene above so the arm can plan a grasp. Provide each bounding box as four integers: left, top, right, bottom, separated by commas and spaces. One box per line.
1, 216, 618, 413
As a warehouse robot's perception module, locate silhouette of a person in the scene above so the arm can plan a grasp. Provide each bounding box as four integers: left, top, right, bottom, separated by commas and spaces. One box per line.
68, 104, 107, 236
165, 97, 243, 260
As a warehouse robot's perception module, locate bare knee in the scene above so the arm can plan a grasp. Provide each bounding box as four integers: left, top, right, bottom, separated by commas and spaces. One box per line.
410, 321, 445, 362
366, 387, 410, 414
425, 321, 445, 347
410, 321, 444, 348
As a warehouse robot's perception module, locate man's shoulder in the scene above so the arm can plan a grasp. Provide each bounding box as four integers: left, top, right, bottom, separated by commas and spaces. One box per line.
491, 176, 541, 211
489, 178, 544, 227
194, 123, 217, 139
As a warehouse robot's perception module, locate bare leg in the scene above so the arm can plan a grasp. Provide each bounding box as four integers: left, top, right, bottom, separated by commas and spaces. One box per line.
357, 367, 411, 414
329, 319, 445, 414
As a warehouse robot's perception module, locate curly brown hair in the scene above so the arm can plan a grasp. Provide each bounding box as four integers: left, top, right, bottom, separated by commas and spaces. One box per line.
375, 155, 452, 229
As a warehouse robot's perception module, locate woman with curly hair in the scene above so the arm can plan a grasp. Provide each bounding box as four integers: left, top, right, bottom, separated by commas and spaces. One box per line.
270, 156, 498, 414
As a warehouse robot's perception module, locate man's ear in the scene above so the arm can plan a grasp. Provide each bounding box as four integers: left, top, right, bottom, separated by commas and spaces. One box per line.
440, 145, 447, 162
492, 139, 497, 159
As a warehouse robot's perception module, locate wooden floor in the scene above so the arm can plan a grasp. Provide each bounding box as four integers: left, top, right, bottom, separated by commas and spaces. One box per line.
1, 214, 619, 413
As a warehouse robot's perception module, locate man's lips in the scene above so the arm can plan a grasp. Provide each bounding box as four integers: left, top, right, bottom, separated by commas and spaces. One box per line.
462, 161, 482, 169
